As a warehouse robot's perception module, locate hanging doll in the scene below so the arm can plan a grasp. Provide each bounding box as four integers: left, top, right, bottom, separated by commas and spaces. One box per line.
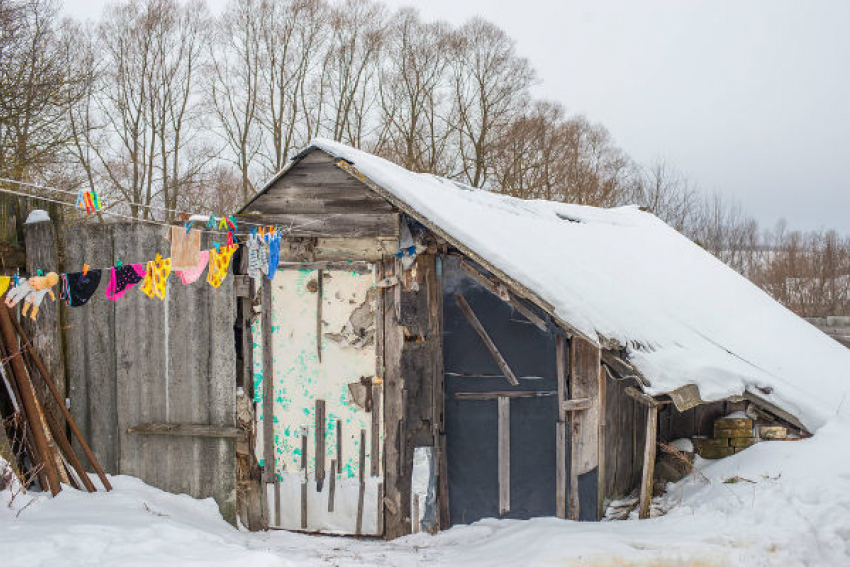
5, 272, 59, 321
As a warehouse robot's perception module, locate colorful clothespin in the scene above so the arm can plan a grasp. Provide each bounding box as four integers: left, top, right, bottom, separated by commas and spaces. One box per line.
36, 269, 43, 277
226, 216, 237, 231
213, 242, 221, 253
13, 273, 19, 286
226, 231, 234, 246
82, 264, 90, 277
116, 258, 122, 268
207, 214, 216, 228
217, 216, 228, 231
184, 220, 193, 234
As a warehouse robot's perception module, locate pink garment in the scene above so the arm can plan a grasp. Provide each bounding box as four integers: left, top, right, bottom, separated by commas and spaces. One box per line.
105, 264, 146, 301
175, 250, 210, 285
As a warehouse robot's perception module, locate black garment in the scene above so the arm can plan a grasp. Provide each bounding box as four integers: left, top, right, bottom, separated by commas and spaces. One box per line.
61, 270, 102, 307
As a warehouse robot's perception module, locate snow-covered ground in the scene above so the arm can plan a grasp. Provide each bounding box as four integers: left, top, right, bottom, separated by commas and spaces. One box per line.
3, 418, 850, 566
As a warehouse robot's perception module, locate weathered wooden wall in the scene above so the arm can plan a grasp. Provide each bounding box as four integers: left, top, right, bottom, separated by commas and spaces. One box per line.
602, 372, 647, 504
62, 223, 237, 523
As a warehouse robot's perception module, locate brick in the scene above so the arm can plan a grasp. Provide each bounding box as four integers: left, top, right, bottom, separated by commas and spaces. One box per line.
714, 425, 753, 439
730, 437, 756, 448
692, 437, 728, 451
698, 446, 735, 459
714, 417, 753, 429
758, 426, 787, 440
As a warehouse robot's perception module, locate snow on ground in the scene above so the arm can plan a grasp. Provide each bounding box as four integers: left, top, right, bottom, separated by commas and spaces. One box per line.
3, 418, 850, 566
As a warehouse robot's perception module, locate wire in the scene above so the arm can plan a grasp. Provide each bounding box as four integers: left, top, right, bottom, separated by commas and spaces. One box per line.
0, 184, 348, 240
0, 176, 272, 230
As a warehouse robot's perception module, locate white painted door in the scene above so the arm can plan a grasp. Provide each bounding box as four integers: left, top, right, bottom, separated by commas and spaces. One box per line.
253, 265, 383, 534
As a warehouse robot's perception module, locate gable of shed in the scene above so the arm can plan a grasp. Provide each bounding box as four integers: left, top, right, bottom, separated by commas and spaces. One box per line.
240, 149, 399, 238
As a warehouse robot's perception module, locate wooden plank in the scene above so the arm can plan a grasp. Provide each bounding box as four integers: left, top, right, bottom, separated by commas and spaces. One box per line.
498, 396, 510, 517
315, 400, 326, 491
278, 237, 392, 263
356, 428, 366, 535
336, 419, 343, 470
412, 495, 420, 533
556, 335, 567, 420
262, 278, 275, 485
301, 428, 308, 530
597, 365, 607, 520
328, 459, 336, 512
377, 482, 384, 536
235, 212, 400, 238
455, 390, 556, 400
458, 260, 547, 331
638, 406, 658, 519
570, 337, 600, 475
316, 269, 323, 362
561, 398, 592, 412
275, 479, 281, 527
625, 386, 665, 408
127, 423, 245, 439
454, 293, 519, 386
556, 420, 567, 519
371, 384, 381, 477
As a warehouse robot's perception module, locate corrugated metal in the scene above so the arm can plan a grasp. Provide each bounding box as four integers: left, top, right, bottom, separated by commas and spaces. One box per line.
64, 223, 237, 523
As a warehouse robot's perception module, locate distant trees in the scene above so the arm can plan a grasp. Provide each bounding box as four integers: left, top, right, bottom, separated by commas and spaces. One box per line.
0, 0, 846, 316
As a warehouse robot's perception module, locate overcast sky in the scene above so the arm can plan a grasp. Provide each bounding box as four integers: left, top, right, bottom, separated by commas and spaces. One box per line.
63, 0, 850, 234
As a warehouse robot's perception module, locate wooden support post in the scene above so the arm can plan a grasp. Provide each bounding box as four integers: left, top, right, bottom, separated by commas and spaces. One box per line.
356, 428, 366, 535
556, 420, 567, 519
639, 405, 658, 519
315, 399, 326, 492
556, 334, 567, 519
454, 293, 519, 386
301, 427, 308, 530
597, 365, 607, 520
377, 481, 384, 535
569, 337, 600, 521
498, 396, 510, 517
262, 279, 275, 483
10, 312, 112, 490
328, 459, 336, 512
336, 419, 343, 473
0, 306, 61, 495
371, 384, 381, 477
316, 269, 323, 362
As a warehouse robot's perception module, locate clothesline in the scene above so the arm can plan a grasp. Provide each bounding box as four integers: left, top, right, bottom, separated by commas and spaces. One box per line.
0, 182, 345, 239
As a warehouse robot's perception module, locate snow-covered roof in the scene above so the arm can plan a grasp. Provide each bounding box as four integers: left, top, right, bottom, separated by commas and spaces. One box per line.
270, 139, 850, 430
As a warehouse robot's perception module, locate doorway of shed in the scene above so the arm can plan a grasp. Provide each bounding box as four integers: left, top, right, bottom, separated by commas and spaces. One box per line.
441, 257, 562, 525
252, 265, 383, 534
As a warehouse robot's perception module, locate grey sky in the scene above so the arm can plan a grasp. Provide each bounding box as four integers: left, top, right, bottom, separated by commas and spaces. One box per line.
63, 0, 850, 234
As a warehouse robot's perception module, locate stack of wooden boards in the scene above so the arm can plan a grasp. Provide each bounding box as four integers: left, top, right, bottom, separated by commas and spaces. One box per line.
693, 415, 790, 459
0, 305, 110, 495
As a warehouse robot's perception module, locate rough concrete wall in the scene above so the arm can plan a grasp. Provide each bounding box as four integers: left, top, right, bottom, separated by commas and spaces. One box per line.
63, 223, 236, 523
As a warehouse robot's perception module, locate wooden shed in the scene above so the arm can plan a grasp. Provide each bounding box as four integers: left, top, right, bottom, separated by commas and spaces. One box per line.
234, 139, 847, 538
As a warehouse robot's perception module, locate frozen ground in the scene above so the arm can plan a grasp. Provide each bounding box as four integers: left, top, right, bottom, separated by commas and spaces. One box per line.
3, 418, 850, 566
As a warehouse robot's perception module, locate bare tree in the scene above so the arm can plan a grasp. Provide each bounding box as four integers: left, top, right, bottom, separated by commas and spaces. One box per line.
449, 17, 534, 187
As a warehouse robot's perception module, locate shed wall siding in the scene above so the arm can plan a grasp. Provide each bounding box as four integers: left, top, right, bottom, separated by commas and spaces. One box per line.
63, 223, 237, 523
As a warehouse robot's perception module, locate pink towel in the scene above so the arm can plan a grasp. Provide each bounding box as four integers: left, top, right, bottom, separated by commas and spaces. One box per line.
175, 250, 210, 285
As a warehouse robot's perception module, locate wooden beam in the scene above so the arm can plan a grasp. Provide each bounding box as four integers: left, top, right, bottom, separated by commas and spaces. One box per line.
328, 459, 337, 512
569, 337, 601, 520
624, 386, 666, 408
458, 260, 547, 331
454, 293, 519, 386
556, 334, 568, 520
262, 279, 275, 487
597, 365, 607, 520
455, 390, 555, 400
235, 212, 400, 238
356, 428, 366, 535
498, 396, 510, 517
561, 398, 592, 412
315, 400, 326, 491
556, 420, 567, 519
127, 423, 246, 440
316, 269, 323, 362
638, 406, 658, 519
371, 384, 381, 477
301, 428, 308, 530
